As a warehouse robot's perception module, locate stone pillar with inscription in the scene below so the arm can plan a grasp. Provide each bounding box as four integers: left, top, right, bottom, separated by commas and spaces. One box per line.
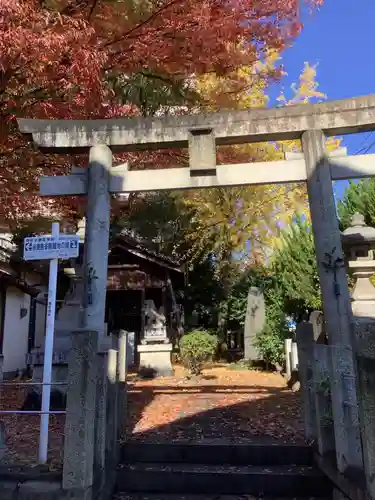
302, 130, 363, 474
244, 287, 265, 361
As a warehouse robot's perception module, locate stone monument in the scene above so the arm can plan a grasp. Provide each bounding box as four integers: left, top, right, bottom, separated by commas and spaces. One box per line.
244, 287, 265, 361
142, 300, 169, 343
24, 264, 89, 409
29, 265, 85, 397
137, 299, 173, 376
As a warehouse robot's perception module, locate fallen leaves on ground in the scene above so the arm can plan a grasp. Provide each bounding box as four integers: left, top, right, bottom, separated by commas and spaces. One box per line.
125, 365, 305, 445
0, 383, 64, 468
0, 365, 305, 467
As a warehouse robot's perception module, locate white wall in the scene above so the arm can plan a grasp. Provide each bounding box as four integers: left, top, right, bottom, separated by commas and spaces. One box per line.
27, 274, 47, 349
0, 230, 48, 373
2, 287, 31, 374
1, 270, 47, 375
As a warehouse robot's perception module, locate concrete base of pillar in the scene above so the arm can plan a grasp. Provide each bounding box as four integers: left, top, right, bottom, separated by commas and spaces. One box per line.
137, 343, 173, 377
32, 363, 68, 394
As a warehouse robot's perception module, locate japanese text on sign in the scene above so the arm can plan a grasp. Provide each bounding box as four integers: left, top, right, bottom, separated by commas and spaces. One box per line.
23, 235, 80, 261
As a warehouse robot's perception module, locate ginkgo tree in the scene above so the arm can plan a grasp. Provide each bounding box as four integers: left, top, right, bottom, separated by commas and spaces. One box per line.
122, 58, 341, 264
178, 58, 341, 267
0, 0, 322, 226
120, 58, 341, 333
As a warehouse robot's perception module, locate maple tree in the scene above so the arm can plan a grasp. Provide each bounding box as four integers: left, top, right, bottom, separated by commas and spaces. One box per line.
0, 0, 323, 226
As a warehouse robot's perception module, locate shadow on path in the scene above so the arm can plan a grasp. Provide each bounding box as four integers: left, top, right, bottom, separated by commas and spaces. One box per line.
124, 379, 305, 444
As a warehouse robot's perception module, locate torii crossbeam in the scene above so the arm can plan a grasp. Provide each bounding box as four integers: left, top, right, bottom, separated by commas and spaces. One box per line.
18, 93, 375, 151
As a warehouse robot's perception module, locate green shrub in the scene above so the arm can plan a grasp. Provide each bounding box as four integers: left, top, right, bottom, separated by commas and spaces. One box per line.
179, 330, 218, 375
254, 326, 285, 367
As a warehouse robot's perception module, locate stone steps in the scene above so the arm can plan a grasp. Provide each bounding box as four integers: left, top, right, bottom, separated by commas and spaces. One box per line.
121, 443, 314, 466
116, 462, 328, 496
115, 443, 331, 498
113, 495, 331, 500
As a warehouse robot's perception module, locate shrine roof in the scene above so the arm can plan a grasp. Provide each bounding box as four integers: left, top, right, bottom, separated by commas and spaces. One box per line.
110, 230, 185, 273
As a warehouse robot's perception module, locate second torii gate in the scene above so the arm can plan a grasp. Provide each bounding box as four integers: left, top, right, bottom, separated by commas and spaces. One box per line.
18, 94, 375, 478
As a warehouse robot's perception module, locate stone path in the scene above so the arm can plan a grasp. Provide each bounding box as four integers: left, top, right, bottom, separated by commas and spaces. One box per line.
0, 365, 304, 466
125, 366, 305, 445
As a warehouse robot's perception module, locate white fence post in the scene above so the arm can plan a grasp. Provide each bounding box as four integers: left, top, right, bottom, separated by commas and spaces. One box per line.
285, 339, 292, 379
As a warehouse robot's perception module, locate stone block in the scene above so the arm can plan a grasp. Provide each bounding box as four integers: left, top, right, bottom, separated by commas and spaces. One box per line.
105, 349, 119, 467
31, 358, 69, 396
329, 343, 363, 474
313, 344, 335, 456
117, 331, 128, 437
296, 322, 316, 441
63, 330, 98, 491
94, 352, 107, 492
188, 128, 216, 173
353, 319, 375, 499
137, 343, 173, 377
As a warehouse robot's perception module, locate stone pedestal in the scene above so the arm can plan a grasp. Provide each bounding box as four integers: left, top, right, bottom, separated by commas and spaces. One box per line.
137, 343, 173, 377
30, 353, 69, 395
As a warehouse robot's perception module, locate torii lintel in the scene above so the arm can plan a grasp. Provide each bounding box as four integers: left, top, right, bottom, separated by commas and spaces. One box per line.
18, 93, 375, 152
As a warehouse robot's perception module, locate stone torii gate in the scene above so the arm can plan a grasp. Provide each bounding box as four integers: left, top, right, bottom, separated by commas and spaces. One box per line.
17, 95, 375, 479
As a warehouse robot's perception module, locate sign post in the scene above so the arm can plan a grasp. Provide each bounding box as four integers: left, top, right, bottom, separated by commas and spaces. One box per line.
39, 222, 59, 463
23, 224, 80, 464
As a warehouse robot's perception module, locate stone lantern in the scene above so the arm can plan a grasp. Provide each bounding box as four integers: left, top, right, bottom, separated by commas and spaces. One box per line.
341, 212, 375, 318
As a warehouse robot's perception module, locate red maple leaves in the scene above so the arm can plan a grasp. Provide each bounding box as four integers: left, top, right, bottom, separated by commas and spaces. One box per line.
0, 0, 321, 225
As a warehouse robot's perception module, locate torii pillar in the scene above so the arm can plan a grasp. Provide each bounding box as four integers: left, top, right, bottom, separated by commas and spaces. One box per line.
81, 145, 112, 337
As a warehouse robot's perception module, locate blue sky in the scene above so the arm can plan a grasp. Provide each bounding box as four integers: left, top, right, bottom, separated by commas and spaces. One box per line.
269, 0, 375, 201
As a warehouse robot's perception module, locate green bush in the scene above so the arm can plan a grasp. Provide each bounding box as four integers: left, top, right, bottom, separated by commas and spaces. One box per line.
254, 326, 285, 367
179, 330, 218, 375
